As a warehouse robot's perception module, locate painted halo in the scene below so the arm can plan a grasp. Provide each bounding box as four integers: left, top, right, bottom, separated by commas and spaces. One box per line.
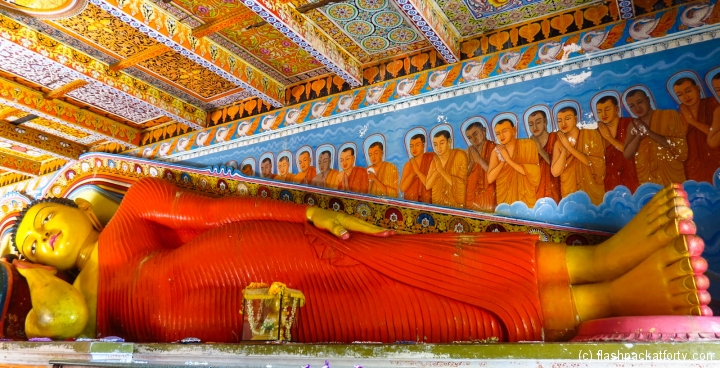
491, 112, 520, 143
404, 127, 429, 159
315, 144, 337, 170
591, 90, 623, 123
622, 85, 658, 118
430, 124, 455, 151
523, 105, 555, 138
460, 116, 493, 147
338, 142, 359, 170
552, 100, 583, 130
667, 70, 706, 105
705, 66, 720, 102
258, 152, 275, 177
363, 133, 387, 165
296, 145, 314, 169
277, 150, 294, 174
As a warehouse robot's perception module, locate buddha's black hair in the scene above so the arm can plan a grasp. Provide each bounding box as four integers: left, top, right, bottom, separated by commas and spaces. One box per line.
8, 197, 78, 255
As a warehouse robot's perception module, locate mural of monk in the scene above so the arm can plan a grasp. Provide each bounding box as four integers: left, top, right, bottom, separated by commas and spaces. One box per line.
595, 95, 639, 193
366, 142, 399, 197
426, 130, 467, 208
526, 110, 561, 203
260, 158, 275, 180
293, 151, 317, 185
310, 150, 339, 189
624, 89, 687, 186
487, 120, 540, 207
464, 122, 496, 212
400, 134, 433, 203
241, 164, 254, 177
11, 178, 709, 343
550, 106, 606, 205
337, 147, 368, 194
709, 73, 720, 149
673, 78, 720, 183
275, 156, 295, 182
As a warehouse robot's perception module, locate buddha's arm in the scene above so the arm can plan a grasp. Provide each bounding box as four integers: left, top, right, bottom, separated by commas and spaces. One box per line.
130, 178, 308, 232
550, 142, 566, 177
708, 107, 720, 148
400, 162, 416, 192
486, 152, 502, 184
15, 263, 89, 339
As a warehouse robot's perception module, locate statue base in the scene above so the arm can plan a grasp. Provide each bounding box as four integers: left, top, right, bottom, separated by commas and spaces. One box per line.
571, 316, 720, 342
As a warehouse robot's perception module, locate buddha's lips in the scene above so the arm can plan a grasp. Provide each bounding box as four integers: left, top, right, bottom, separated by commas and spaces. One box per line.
49, 232, 60, 250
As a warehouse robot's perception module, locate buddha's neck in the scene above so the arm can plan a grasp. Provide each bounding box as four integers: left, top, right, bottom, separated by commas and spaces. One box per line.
535, 131, 549, 147
76, 232, 99, 270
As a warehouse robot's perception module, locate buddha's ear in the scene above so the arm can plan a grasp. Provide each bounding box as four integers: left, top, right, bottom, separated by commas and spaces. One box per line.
73, 198, 104, 232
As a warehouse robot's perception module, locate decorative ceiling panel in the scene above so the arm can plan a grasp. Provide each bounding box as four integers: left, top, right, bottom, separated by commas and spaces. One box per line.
0, 143, 53, 162
437, 0, 599, 37
52, 3, 161, 58
139, 50, 240, 99
0, 39, 79, 89
66, 82, 165, 123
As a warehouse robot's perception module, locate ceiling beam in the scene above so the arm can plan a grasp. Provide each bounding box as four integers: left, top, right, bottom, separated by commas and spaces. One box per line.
0, 121, 86, 160
109, 44, 171, 71
0, 76, 141, 147
0, 107, 18, 120
241, 0, 363, 87
392, 0, 461, 63
96, 0, 286, 107
0, 15, 205, 129
45, 79, 89, 99
0, 150, 41, 177
192, 11, 249, 39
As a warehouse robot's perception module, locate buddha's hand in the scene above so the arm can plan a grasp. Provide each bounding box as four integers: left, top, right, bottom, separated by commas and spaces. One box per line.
13, 260, 89, 340
306, 207, 395, 240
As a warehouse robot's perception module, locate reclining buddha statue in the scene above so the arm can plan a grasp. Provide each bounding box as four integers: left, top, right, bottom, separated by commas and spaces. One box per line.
9, 177, 710, 343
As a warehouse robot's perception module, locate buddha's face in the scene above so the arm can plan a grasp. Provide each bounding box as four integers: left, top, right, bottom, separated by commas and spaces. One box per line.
494, 122, 515, 145
318, 152, 331, 171
15, 202, 93, 270
626, 93, 651, 119
278, 159, 289, 175
557, 110, 577, 133
673, 80, 701, 107
596, 100, 619, 124
241, 165, 253, 176
432, 135, 450, 156
465, 126, 486, 146
339, 150, 354, 171
261, 160, 272, 177
298, 153, 310, 171
527, 113, 547, 137
409, 138, 425, 158
368, 146, 383, 165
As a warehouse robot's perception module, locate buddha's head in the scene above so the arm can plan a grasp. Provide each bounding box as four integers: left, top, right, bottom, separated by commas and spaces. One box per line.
278, 156, 290, 175
340, 147, 355, 171
409, 134, 426, 158
626, 89, 653, 119
527, 111, 548, 137
596, 96, 620, 124
368, 142, 384, 166
557, 107, 578, 134
464, 122, 487, 147
672, 78, 701, 107
432, 130, 452, 156
494, 120, 516, 146
10, 198, 95, 270
298, 151, 311, 171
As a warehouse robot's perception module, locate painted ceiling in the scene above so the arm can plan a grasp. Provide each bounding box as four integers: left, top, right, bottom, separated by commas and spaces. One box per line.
0, 0, 698, 185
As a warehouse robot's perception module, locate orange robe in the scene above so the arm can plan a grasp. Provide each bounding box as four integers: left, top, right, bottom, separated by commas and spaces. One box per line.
338, 166, 368, 194
495, 140, 541, 207
536, 133, 561, 203
635, 110, 687, 186
97, 178, 544, 343
310, 169, 340, 189
684, 98, 720, 183
402, 153, 433, 203
294, 167, 317, 185
559, 129, 606, 205
275, 172, 295, 182
368, 161, 399, 197
465, 142, 496, 212
430, 149, 468, 208
604, 118, 639, 193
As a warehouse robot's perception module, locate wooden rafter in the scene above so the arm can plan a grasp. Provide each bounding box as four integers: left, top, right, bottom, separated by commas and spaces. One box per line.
110, 44, 171, 71
45, 79, 89, 99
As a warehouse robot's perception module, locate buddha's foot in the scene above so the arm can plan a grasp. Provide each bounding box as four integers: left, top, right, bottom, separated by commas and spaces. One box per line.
609, 234, 712, 317
592, 184, 695, 282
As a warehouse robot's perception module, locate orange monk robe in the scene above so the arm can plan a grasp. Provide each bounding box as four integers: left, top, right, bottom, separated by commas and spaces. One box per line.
536, 133, 561, 203
369, 161, 399, 197
338, 166, 369, 194
684, 98, 720, 183
559, 129, 606, 205
604, 118, 639, 193
431, 149, 468, 208
402, 153, 433, 203
310, 169, 340, 189
495, 139, 541, 207
294, 167, 317, 185
466, 141, 496, 212
98, 178, 546, 343
275, 172, 295, 182
635, 110, 687, 186
264, 173, 276, 180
